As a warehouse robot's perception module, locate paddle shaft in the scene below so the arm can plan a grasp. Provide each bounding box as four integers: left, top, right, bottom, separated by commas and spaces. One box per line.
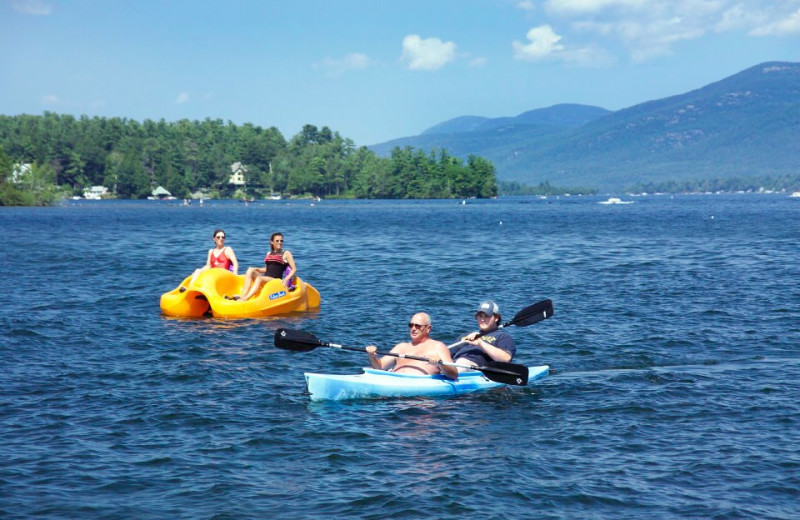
446, 323, 508, 350
324, 341, 517, 375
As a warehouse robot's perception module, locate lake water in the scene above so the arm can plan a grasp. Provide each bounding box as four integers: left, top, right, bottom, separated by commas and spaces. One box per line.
2, 194, 799, 519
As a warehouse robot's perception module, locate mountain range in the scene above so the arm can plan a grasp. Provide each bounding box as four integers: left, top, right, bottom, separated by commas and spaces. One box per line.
368, 61, 800, 192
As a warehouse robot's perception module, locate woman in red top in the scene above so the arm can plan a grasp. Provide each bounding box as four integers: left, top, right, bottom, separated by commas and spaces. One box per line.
233, 232, 296, 301
184, 229, 239, 290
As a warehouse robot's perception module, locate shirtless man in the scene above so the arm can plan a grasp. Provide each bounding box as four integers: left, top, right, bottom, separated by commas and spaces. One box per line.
365, 312, 458, 380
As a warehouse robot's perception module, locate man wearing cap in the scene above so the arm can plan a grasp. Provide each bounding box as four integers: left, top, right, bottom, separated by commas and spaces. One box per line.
449, 300, 516, 372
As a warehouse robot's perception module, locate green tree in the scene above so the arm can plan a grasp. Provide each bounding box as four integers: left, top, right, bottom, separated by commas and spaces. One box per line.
116, 147, 151, 198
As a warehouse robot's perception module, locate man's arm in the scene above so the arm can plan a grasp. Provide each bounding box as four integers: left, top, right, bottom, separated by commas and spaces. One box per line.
465, 333, 513, 362
366, 344, 397, 371
433, 343, 458, 380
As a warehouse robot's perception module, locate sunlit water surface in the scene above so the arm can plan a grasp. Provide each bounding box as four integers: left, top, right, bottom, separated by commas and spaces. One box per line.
2, 195, 798, 519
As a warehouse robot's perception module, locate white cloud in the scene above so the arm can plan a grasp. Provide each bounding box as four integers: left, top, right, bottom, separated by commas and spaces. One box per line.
537, 0, 800, 63
316, 53, 373, 77
401, 34, 457, 70
468, 56, 489, 68
715, 5, 752, 32
561, 45, 617, 66
11, 0, 52, 15
611, 16, 706, 61
512, 25, 565, 60
545, 0, 648, 14
516, 0, 536, 10
41, 94, 59, 104
175, 92, 190, 104
512, 23, 616, 65
751, 7, 800, 35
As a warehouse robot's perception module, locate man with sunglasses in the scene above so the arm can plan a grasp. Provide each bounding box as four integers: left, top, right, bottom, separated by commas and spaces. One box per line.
449, 300, 516, 373
366, 312, 458, 379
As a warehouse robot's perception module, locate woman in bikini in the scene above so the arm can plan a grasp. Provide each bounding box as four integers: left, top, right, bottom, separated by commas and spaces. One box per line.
183, 229, 239, 290
233, 232, 297, 301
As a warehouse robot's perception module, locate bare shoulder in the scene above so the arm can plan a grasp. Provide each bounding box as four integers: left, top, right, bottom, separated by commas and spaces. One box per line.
428, 339, 447, 350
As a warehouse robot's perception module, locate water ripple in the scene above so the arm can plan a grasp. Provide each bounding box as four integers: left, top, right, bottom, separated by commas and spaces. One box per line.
1, 196, 799, 519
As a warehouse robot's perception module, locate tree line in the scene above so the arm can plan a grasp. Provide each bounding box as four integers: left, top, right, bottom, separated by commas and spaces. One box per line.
0, 112, 498, 205
628, 175, 800, 194
498, 180, 597, 196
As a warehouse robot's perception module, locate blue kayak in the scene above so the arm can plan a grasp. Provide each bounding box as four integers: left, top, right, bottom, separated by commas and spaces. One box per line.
304, 365, 550, 401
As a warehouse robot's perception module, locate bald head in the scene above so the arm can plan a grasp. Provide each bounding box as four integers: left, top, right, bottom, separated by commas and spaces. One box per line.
412, 312, 431, 326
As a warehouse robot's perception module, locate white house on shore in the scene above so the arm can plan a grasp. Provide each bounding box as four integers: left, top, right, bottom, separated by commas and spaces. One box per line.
83, 186, 109, 199
11, 163, 32, 183
229, 162, 247, 186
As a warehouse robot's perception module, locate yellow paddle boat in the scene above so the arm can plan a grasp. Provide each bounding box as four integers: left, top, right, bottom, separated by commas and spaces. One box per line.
160, 268, 321, 318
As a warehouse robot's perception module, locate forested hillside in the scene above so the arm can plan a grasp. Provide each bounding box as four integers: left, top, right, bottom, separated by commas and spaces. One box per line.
0, 113, 498, 204
370, 62, 800, 192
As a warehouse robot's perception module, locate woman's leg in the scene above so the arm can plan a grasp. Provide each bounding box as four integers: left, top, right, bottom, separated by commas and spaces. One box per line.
241, 275, 268, 301
189, 266, 206, 286
238, 267, 258, 298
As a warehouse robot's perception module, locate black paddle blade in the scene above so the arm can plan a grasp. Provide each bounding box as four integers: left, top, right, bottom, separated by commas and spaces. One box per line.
509, 299, 554, 328
477, 362, 529, 386
274, 328, 322, 352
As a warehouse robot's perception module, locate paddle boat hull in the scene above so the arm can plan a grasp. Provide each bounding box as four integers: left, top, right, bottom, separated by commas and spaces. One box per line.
160, 268, 321, 318
304, 365, 549, 401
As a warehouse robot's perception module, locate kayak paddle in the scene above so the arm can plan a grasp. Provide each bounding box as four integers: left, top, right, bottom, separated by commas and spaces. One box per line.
274, 328, 529, 386
446, 298, 554, 349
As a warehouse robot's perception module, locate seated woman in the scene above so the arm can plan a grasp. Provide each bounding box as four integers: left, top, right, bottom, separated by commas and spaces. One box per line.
183, 229, 239, 291
233, 232, 296, 301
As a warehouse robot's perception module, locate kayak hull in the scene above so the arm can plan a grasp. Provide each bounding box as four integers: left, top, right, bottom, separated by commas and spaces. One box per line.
304, 365, 549, 401
160, 268, 321, 318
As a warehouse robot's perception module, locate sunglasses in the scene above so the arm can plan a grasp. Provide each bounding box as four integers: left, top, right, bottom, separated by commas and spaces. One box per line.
408, 322, 429, 329
215, 235, 225, 239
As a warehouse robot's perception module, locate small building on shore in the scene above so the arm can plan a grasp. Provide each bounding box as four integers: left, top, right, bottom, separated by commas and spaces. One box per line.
83, 186, 109, 199
229, 162, 247, 186
150, 186, 173, 200
11, 163, 32, 183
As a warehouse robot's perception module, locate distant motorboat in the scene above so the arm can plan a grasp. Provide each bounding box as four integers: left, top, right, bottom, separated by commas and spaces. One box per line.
790, 191, 800, 198
599, 197, 634, 205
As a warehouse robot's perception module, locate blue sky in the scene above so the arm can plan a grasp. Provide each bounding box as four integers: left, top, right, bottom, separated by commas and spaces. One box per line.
2, 0, 799, 146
